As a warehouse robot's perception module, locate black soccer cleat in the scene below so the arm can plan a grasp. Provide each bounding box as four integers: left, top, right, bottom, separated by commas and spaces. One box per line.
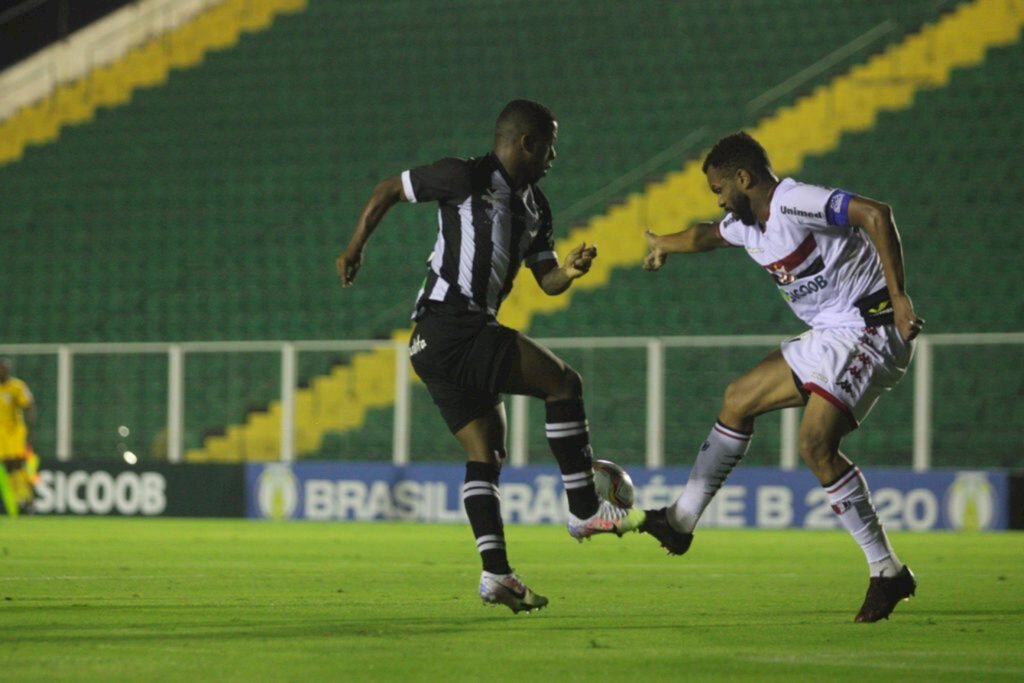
854, 565, 916, 623
639, 507, 694, 556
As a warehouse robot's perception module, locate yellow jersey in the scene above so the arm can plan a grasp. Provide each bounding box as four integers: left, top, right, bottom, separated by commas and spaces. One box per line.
0, 377, 32, 458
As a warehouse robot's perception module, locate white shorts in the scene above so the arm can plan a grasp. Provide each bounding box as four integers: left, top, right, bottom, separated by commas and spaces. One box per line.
781, 325, 914, 428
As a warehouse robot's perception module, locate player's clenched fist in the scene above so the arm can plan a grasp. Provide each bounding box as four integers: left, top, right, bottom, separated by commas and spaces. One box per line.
563, 241, 597, 279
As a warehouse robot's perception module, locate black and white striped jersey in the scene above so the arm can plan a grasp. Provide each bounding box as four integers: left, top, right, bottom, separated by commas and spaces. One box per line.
400, 152, 557, 319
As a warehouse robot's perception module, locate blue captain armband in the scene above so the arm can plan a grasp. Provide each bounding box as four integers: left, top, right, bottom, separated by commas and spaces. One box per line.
826, 189, 854, 227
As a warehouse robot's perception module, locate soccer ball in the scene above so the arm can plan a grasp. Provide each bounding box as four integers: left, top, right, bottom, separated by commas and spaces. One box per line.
592, 459, 635, 508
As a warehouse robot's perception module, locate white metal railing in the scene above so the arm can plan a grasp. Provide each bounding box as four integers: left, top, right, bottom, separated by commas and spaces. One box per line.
2, 333, 1022, 470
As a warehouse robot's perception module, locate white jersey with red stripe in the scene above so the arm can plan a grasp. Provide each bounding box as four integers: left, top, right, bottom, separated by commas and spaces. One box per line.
717, 178, 889, 329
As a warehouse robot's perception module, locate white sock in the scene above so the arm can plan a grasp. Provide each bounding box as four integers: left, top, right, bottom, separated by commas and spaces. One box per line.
826, 466, 903, 577
669, 421, 751, 533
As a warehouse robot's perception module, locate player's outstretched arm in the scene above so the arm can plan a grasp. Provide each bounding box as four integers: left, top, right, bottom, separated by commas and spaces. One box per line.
531, 242, 597, 296
847, 196, 924, 340
643, 222, 728, 271
337, 175, 405, 287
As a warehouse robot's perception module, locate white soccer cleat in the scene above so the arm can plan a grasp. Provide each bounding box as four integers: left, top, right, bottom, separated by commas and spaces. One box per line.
479, 571, 548, 614
567, 500, 646, 541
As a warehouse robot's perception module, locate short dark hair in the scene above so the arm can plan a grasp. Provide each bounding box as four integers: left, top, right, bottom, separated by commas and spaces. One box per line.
495, 99, 555, 141
702, 131, 772, 178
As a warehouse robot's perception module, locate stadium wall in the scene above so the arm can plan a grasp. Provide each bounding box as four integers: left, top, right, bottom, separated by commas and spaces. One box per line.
12, 461, 1020, 531
14, 462, 245, 517
1011, 472, 1024, 530
244, 463, 1010, 532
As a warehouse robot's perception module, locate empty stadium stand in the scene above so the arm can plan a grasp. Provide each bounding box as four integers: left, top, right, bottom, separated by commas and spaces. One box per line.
2, 0, 1020, 468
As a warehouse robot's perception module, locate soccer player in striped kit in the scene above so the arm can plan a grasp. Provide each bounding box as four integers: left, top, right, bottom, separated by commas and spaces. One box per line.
337, 100, 644, 613
642, 132, 924, 622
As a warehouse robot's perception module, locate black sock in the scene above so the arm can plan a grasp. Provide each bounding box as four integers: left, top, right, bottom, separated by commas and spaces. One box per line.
545, 398, 600, 518
463, 461, 511, 575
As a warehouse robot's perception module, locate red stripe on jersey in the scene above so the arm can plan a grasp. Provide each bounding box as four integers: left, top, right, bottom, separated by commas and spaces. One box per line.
765, 234, 819, 274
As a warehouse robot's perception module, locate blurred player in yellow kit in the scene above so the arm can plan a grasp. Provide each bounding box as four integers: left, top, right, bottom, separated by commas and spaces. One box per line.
0, 357, 37, 514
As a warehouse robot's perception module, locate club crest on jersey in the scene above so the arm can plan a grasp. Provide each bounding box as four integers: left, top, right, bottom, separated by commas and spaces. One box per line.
770, 265, 796, 285
482, 188, 503, 212
762, 234, 822, 286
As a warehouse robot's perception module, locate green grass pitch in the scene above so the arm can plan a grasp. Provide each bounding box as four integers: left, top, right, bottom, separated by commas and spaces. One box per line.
2, 518, 1021, 682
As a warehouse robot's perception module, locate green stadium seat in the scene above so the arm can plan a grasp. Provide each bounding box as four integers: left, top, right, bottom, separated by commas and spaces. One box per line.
3, 0, 1015, 464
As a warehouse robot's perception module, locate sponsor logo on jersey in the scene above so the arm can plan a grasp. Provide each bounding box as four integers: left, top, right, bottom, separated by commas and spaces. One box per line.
868, 300, 891, 315
781, 275, 829, 302
409, 335, 428, 357
780, 205, 823, 219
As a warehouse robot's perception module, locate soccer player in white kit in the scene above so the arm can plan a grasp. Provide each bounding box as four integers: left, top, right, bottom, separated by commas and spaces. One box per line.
640, 132, 925, 623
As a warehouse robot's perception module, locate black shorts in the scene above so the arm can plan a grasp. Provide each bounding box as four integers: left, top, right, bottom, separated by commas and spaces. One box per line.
409, 303, 520, 433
